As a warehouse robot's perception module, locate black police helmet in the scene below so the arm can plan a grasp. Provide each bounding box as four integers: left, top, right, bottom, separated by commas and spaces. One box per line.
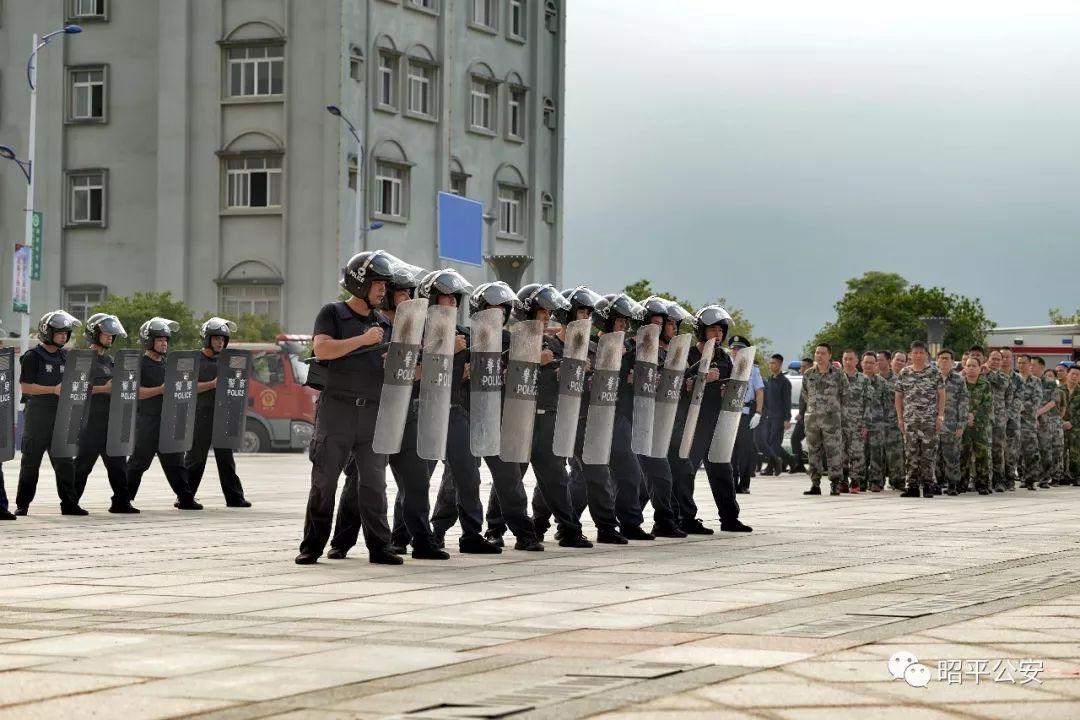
469, 281, 518, 322
139, 317, 180, 352
339, 250, 400, 304
559, 286, 603, 324
84, 313, 126, 346
693, 304, 732, 343
592, 293, 645, 334
418, 269, 473, 307
37, 310, 81, 346
513, 283, 570, 321
200, 317, 237, 351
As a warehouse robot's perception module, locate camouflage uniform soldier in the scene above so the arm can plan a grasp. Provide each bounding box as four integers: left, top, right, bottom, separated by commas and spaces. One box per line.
1015, 355, 1043, 490
961, 358, 993, 494
1001, 348, 1021, 489
1033, 360, 1064, 486
1063, 367, 1080, 485
840, 350, 870, 493
935, 350, 969, 495
984, 350, 1009, 492
862, 352, 886, 492
896, 341, 944, 498
878, 351, 907, 490
802, 343, 846, 496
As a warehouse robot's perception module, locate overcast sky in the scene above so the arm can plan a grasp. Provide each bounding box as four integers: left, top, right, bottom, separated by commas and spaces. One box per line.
562, 0, 1080, 355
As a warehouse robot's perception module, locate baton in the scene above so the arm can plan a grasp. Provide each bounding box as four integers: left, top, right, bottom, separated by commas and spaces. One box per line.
304, 341, 392, 364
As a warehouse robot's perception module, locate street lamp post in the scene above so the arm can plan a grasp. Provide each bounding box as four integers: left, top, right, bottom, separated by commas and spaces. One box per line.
326, 105, 373, 257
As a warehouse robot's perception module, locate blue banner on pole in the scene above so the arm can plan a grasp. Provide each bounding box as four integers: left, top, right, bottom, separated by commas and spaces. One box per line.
437, 191, 483, 267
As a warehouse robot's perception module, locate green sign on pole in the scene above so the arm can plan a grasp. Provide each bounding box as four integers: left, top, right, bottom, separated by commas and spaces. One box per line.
30, 211, 42, 281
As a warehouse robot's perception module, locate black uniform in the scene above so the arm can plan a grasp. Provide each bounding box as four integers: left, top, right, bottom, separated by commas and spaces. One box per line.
605, 336, 647, 529
637, 341, 677, 527
15, 345, 78, 510
74, 350, 130, 506
125, 354, 198, 504
669, 345, 742, 527
183, 351, 247, 504
299, 302, 394, 557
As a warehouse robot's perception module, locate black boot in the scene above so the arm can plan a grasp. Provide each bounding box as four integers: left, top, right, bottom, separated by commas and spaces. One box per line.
412, 543, 451, 560
459, 535, 502, 554
558, 533, 594, 548
651, 522, 688, 538
720, 519, 753, 533
369, 547, 405, 565
621, 525, 655, 541
596, 529, 629, 544
679, 518, 714, 535
900, 486, 921, 498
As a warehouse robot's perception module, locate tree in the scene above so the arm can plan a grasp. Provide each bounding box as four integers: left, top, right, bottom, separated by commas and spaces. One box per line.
89, 291, 198, 349
196, 312, 283, 343
1049, 308, 1080, 325
807, 271, 995, 357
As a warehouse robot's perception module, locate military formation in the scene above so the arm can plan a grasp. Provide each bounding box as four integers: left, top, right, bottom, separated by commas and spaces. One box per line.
0, 312, 251, 520
796, 341, 1080, 497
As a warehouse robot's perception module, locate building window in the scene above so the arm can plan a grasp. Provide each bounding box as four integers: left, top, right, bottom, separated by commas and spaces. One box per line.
70, 0, 106, 20
545, 0, 558, 32
543, 97, 556, 129
508, 87, 525, 140
470, 78, 495, 132
347, 155, 358, 190
472, 0, 495, 29
407, 61, 435, 117
225, 156, 282, 209
541, 192, 554, 224
67, 171, 106, 227
450, 173, 467, 197
498, 186, 525, 237
349, 46, 363, 82
374, 162, 408, 219
64, 286, 106, 322
377, 53, 397, 109
509, 0, 526, 39
409, 0, 437, 10
227, 45, 284, 98
68, 66, 106, 122
221, 284, 281, 322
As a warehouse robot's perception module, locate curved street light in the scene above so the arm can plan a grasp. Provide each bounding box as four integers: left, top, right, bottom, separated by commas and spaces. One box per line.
0, 144, 32, 183
326, 104, 374, 250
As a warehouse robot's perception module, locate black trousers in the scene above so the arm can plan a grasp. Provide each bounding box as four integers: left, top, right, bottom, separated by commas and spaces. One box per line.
670, 408, 741, 525
0, 467, 7, 511
762, 414, 787, 463
733, 414, 756, 489
430, 460, 462, 537
638, 454, 675, 526
607, 413, 646, 529
299, 396, 389, 556
562, 415, 620, 533
184, 405, 246, 503
669, 415, 697, 525
125, 412, 194, 503
16, 402, 78, 509
791, 417, 806, 466
74, 408, 129, 505
330, 410, 436, 552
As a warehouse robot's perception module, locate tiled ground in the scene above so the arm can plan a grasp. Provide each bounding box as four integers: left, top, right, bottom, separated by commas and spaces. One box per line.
1, 453, 1079, 719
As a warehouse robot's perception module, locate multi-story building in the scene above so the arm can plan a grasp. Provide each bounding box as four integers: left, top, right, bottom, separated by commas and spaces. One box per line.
0, 0, 565, 332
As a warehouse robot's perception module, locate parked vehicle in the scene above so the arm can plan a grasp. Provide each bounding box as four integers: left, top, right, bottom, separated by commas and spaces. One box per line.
230, 335, 318, 453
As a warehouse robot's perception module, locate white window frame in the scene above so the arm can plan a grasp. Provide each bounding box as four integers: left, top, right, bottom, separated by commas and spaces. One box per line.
507, 87, 525, 140
68, 66, 106, 122
543, 97, 557, 129
407, 0, 438, 12
470, 77, 496, 133
66, 170, 107, 227
406, 61, 436, 118
545, 0, 558, 32
541, 192, 555, 224
374, 161, 409, 221
64, 285, 107, 322
226, 44, 285, 98
224, 155, 283, 210
509, 0, 526, 40
69, 0, 106, 21
450, 173, 468, 197
349, 47, 363, 82
377, 52, 398, 110
498, 185, 525, 238
220, 283, 282, 323
471, 0, 495, 30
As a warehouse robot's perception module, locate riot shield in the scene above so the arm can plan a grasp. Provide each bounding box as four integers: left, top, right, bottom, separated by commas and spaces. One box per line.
581, 331, 626, 465
0, 348, 16, 462
630, 324, 660, 455
649, 333, 692, 458
499, 319, 544, 463
106, 350, 142, 458
50, 349, 94, 459
469, 308, 504, 457
678, 338, 716, 459
211, 349, 252, 450
372, 298, 425, 455
159, 351, 201, 454
416, 305, 458, 461
708, 345, 756, 464
551, 318, 591, 458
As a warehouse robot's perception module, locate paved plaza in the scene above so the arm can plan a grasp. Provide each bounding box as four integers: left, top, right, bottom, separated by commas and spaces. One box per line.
1, 453, 1079, 719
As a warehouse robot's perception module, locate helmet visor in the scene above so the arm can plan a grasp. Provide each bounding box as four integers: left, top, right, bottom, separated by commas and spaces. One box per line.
641, 296, 671, 319
46, 310, 82, 330
611, 295, 645, 321
431, 269, 473, 298
97, 315, 127, 338
203, 317, 237, 335
565, 286, 603, 310
697, 305, 732, 328
666, 302, 692, 324
146, 318, 181, 335
391, 262, 427, 290
477, 282, 517, 308
533, 285, 570, 312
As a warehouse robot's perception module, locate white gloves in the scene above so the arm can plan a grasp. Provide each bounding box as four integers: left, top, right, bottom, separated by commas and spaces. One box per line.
749, 414, 761, 430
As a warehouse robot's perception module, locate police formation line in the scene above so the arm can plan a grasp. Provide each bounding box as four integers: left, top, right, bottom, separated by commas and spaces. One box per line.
795, 342, 1080, 497
0, 313, 252, 520
294, 250, 756, 566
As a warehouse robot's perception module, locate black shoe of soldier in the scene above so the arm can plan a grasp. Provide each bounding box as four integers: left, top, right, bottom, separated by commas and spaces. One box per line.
838, 482, 849, 494
651, 522, 687, 538
13, 507, 27, 516
514, 539, 544, 552
0, 508, 16, 520
596, 529, 629, 545
485, 532, 505, 548
326, 547, 347, 560
176, 499, 203, 510
389, 544, 408, 555
680, 518, 714, 535
977, 487, 991, 495
60, 504, 89, 516
803, 486, 821, 496
921, 485, 934, 498
108, 503, 140, 514
558, 533, 594, 548
621, 525, 655, 541
433, 533, 445, 549
720, 520, 753, 533
294, 552, 319, 565
870, 483, 883, 492
1025, 482, 1037, 491
226, 499, 252, 508
1038, 481, 1050, 488
459, 536, 502, 554
369, 548, 405, 565
412, 544, 450, 560
945, 488, 958, 496
829, 484, 840, 496
900, 487, 921, 498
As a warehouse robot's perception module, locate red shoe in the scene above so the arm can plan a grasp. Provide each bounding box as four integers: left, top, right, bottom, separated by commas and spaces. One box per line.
849, 484, 862, 493
870, 483, 883, 492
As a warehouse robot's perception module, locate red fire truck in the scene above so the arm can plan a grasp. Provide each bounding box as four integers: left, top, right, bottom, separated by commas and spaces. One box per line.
230, 334, 318, 453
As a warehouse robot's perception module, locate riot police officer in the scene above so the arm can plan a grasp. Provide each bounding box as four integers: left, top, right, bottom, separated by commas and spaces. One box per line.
183, 317, 250, 507
125, 317, 202, 509
15, 310, 83, 515
295, 250, 402, 565
74, 313, 138, 513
